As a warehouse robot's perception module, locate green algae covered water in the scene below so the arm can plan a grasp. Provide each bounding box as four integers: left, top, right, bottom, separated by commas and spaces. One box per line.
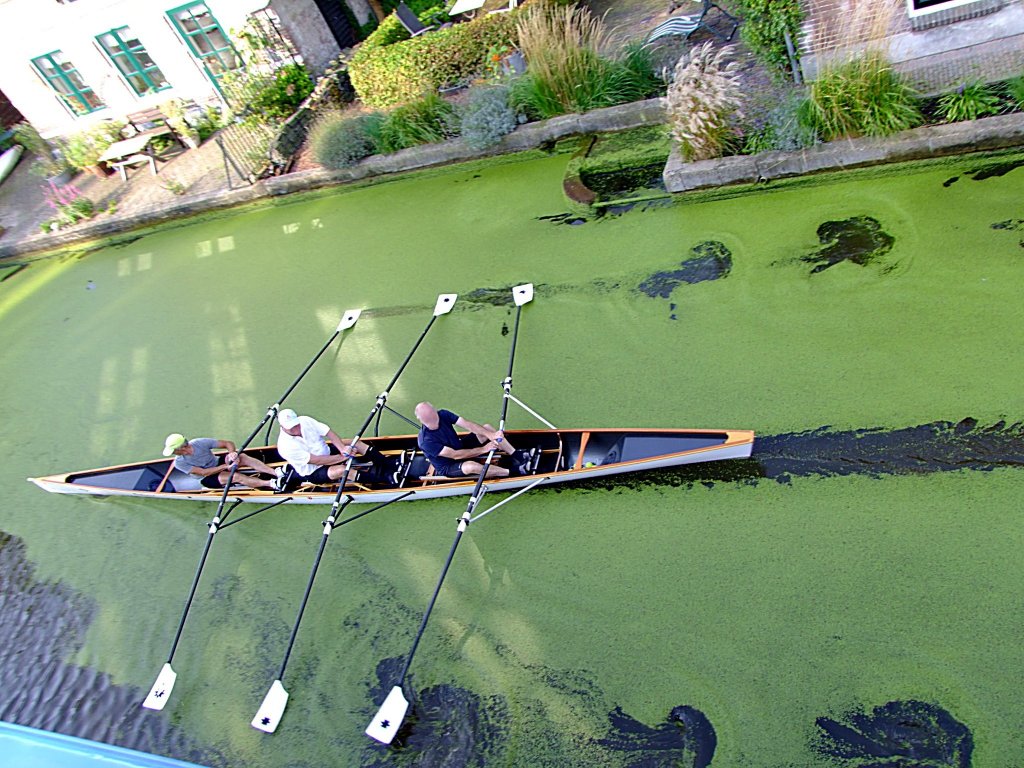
0, 149, 1022, 767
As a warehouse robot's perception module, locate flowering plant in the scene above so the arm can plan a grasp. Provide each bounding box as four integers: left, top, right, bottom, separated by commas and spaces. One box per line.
43, 181, 96, 229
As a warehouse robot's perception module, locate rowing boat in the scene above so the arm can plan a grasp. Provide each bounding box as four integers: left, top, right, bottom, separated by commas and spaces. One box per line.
29, 428, 755, 505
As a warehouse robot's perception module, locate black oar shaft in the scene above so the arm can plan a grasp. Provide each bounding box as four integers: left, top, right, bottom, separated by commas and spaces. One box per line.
163, 321, 354, 666
398, 515, 469, 687
394, 296, 528, 689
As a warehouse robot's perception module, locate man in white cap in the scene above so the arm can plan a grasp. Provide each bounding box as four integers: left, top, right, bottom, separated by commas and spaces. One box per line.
274, 409, 393, 491
163, 434, 280, 491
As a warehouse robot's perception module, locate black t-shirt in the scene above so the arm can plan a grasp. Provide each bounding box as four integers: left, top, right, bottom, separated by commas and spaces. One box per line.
418, 409, 461, 472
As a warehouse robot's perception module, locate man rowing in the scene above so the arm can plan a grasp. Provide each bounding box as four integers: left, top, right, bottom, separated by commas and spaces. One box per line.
274, 408, 393, 491
415, 401, 531, 479
163, 434, 280, 491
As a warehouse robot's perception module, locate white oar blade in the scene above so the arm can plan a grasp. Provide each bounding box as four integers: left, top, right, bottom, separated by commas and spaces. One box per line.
433, 293, 458, 316
336, 309, 361, 331
142, 663, 177, 710
512, 283, 533, 306
365, 686, 409, 744
251, 679, 289, 733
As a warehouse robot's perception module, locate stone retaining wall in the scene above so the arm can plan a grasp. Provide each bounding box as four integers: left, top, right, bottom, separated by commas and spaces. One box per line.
0, 99, 666, 260
663, 112, 1024, 193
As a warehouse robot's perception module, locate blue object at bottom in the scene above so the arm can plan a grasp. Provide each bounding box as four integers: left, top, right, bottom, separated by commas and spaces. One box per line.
0, 721, 209, 768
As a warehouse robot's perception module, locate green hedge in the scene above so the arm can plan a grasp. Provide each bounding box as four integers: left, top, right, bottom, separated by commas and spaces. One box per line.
730, 0, 803, 77
348, 11, 521, 108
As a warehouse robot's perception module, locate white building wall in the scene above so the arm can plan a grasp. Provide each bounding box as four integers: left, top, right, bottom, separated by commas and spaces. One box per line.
0, 0, 270, 138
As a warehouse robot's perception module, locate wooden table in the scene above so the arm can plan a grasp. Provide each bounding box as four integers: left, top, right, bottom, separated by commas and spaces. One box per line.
98, 126, 172, 182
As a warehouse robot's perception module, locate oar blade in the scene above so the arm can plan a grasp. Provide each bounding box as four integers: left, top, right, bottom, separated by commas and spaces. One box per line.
336, 309, 362, 331
433, 293, 458, 316
512, 283, 533, 306
142, 663, 177, 710
251, 679, 289, 733
365, 686, 409, 744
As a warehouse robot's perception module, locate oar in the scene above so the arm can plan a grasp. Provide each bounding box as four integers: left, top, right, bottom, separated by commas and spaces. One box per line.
251, 292, 458, 733
366, 283, 533, 745
142, 309, 362, 712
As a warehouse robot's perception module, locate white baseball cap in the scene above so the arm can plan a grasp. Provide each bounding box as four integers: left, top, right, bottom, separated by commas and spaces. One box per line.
278, 408, 300, 429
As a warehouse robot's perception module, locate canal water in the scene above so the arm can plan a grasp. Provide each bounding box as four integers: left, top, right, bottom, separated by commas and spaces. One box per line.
0, 149, 1021, 767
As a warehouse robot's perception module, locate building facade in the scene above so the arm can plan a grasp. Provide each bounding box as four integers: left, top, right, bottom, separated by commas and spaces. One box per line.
0, 0, 350, 138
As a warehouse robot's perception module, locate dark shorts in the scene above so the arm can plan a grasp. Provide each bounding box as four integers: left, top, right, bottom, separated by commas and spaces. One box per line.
200, 467, 226, 489
431, 434, 484, 477
297, 465, 334, 486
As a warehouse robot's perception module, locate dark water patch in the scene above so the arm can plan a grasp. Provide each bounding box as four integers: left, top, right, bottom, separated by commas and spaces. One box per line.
581, 164, 666, 199
537, 212, 589, 226
799, 216, 895, 274
815, 699, 973, 767
552, 419, 1024, 495
966, 160, 1024, 181
942, 176, 959, 187
599, 197, 673, 217
0, 263, 28, 282
363, 657, 508, 766
991, 218, 1024, 248
638, 241, 732, 298
598, 705, 717, 768
0, 531, 221, 765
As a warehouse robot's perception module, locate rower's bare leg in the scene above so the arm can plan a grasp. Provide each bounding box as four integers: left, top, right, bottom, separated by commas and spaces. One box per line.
461, 460, 509, 478
327, 464, 363, 483
477, 423, 515, 455
238, 453, 277, 477
219, 471, 275, 490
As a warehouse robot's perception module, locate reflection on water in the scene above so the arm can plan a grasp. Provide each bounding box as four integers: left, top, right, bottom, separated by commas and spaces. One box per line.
0, 532, 222, 766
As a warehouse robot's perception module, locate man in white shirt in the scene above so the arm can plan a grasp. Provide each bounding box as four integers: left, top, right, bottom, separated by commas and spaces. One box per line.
274, 408, 390, 491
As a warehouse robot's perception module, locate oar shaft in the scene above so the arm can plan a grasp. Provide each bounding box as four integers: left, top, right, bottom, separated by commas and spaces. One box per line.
166, 529, 217, 663
276, 523, 334, 679
398, 515, 469, 687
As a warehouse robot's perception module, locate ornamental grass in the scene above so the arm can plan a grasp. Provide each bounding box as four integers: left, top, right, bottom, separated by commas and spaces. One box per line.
665, 42, 744, 162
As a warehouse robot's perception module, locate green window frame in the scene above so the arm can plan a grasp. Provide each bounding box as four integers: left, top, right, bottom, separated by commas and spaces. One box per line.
31, 50, 105, 116
166, 2, 240, 88
97, 27, 171, 96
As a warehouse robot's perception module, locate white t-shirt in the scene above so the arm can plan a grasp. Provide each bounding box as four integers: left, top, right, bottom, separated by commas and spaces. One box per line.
277, 415, 332, 477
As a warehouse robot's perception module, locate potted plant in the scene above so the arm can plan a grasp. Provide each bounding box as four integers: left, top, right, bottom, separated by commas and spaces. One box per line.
13, 122, 74, 184
58, 121, 125, 176
161, 99, 201, 149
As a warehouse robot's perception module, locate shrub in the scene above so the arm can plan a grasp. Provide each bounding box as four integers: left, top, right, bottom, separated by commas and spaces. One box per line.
13, 122, 70, 177
1007, 75, 1024, 111
251, 63, 315, 121
349, 11, 519, 108
937, 81, 1003, 122
742, 89, 816, 153
309, 111, 381, 168
509, 5, 661, 120
799, 52, 921, 141
665, 42, 743, 162
43, 181, 95, 227
377, 93, 459, 152
460, 84, 518, 149
58, 121, 126, 171
731, 0, 804, 78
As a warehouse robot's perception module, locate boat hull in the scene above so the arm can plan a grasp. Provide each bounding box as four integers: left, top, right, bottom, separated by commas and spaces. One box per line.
29, 428, 755, 505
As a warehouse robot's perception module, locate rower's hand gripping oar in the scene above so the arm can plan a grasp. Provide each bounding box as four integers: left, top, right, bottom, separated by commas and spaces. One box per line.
366, 283, 533, 745
251, 292, 457, 733
142, 309, 361, 712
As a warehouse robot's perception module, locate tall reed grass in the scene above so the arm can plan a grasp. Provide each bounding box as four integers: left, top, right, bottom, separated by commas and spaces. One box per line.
510, 5, 660, 120
799, 52, 921, 141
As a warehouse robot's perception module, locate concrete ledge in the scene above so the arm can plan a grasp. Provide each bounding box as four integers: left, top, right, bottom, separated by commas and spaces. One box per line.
664, 111, 1024, 193
0, 99, 666, 261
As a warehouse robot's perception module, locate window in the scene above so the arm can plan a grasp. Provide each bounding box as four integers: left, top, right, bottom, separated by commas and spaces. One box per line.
97, 27, 170, 96
166, 2, 240, 87
31, 51, 105, 115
